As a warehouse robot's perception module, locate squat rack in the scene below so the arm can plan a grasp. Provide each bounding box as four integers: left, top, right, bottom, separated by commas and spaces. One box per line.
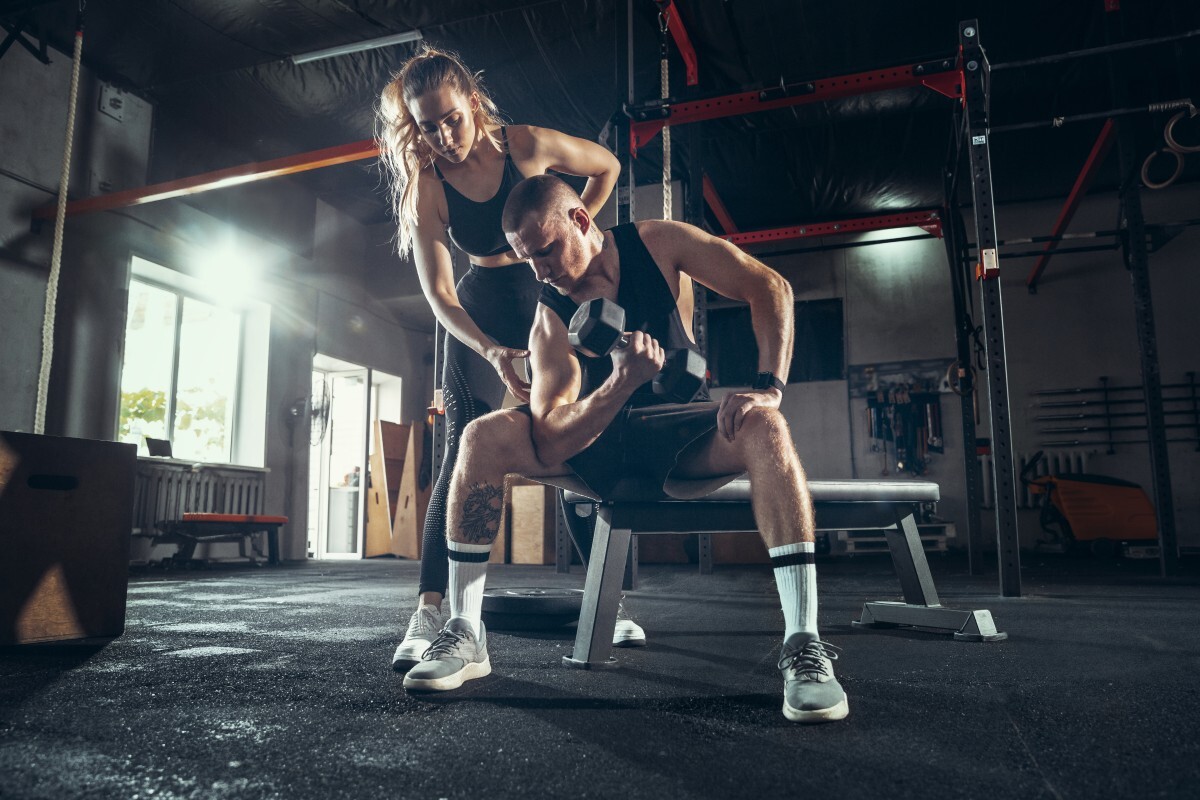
619, 5, 1189, 591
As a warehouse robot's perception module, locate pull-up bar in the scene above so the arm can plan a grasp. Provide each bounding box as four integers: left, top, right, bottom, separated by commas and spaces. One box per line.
626, 57, 964, 156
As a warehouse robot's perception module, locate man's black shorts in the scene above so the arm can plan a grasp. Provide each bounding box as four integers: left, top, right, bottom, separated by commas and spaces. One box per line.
520, 401, 743, 501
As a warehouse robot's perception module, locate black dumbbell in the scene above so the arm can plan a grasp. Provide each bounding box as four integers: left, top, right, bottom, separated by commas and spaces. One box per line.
567, 297, 706, 403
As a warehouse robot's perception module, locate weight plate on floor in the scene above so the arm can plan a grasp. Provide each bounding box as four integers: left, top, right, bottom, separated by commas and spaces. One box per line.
481, 587, 584, 617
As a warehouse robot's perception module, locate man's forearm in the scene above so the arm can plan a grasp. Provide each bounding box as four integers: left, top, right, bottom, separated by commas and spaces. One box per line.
749, 273, 795, 381
532, 377, 637, 466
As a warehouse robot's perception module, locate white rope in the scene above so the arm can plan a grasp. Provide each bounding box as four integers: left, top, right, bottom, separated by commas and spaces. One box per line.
661, 55, 671, 221
35, 25, 84, 434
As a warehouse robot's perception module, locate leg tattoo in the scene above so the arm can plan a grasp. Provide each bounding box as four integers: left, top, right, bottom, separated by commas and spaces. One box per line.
460, 482, 504, 544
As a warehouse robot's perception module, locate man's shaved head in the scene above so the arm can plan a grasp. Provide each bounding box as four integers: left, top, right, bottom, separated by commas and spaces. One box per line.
501, 175, 582, 234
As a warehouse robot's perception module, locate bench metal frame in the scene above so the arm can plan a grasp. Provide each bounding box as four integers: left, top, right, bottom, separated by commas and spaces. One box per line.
560, 479, 1005, 670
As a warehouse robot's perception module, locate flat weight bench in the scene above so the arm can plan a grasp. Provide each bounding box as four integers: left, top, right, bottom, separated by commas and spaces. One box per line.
157, 513, 285, 565
559, 478, 1005, 670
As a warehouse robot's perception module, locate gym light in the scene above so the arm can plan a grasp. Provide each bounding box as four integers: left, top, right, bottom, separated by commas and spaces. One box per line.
289, 30, 424, 65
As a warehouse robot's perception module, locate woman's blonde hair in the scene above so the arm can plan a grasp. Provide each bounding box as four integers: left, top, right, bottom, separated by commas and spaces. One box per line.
376, 45, 504, 256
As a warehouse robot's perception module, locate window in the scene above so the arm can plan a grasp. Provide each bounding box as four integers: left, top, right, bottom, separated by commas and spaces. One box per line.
118, 257, 270, 465
708, 298, 845, 386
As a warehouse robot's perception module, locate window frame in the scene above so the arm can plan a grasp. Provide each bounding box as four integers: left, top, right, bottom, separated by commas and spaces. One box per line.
119, 255, 267, 466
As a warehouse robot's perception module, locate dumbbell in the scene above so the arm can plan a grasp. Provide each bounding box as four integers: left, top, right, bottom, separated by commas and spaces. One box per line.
567, 297, 706, 403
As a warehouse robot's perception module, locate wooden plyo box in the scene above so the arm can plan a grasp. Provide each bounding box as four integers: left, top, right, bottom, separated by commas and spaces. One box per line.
0, 431, 136, 644
508, 483, 557, 565
390, 420, 433, 560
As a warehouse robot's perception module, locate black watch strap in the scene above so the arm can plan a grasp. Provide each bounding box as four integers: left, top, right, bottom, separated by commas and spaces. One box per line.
753, 371, 785, 394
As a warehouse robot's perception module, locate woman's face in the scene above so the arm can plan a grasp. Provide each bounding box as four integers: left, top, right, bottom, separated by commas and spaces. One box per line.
408, 85, 478, 163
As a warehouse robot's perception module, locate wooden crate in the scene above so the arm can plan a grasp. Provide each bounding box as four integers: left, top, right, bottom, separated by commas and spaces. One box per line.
391, 421, 433, 559
508, 483, 557, 565
366, 420, 408, 557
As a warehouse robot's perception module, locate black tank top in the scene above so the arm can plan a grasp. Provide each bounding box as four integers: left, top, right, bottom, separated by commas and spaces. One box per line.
538, 223, 709, 407
433, 127, 527, 259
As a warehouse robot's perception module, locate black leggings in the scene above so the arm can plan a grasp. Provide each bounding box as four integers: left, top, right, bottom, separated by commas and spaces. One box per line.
419, 263, 541, 596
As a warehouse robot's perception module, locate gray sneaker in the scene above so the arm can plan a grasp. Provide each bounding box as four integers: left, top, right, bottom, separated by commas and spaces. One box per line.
778, 633, 849, 723
403, 617, 491, 691
391, 604, 444, 671
613, 601, 646, 647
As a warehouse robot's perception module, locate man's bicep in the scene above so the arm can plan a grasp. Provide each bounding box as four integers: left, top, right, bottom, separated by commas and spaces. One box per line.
529, 309, 581, 418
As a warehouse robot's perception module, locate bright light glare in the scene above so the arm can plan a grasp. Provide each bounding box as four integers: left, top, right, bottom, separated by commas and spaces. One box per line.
194, 238, 258, 304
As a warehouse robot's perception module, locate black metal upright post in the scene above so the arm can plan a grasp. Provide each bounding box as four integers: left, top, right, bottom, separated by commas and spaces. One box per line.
960, 20, 1021, 597
684, 125, 708, 357
1105, 8, 1179, 576
942, 195, 985, 576
617, 0, 636, 226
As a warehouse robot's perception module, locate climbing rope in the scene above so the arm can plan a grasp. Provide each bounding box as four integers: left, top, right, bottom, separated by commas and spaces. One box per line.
35, 4, 85, 434
658, 4, 671, 221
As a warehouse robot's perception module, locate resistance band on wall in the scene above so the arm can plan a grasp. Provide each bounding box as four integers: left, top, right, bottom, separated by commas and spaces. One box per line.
35, 3, 86, 434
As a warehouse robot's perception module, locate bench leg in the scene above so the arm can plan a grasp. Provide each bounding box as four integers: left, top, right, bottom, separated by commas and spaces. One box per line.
267, 526, 279, 565
852, 506, 1007, 642
563, 506, 628, 669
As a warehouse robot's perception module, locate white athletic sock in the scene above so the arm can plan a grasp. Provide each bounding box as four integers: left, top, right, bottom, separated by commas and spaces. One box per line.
447, 540, 492, 632
769, 542, 818, 640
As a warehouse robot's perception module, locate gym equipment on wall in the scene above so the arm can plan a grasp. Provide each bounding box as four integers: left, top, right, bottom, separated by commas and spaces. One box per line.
1032, 374, 1200, 451
866, 388, 945, 477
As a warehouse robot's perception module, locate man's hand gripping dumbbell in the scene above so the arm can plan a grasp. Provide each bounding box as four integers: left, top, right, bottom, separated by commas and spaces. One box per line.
567, 297, 707, 403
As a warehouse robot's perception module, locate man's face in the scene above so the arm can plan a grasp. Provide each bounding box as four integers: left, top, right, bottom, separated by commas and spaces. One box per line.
507, 211, 589, 294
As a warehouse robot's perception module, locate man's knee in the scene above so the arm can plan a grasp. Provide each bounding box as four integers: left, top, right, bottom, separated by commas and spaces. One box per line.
459, 410, 535, 470
740, 406, 791, 444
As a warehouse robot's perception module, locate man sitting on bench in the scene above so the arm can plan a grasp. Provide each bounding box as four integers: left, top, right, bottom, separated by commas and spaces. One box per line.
403, 174, 848, 724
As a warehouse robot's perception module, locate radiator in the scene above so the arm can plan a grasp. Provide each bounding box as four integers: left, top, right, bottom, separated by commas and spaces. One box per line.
978, 450, 1090, 509
132, 459, 267, 534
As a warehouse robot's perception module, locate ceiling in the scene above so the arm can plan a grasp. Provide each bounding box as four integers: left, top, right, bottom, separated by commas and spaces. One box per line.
4, 0, 1198, 240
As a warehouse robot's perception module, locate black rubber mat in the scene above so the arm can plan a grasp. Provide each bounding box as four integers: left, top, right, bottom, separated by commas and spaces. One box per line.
2, 553, 1198, 799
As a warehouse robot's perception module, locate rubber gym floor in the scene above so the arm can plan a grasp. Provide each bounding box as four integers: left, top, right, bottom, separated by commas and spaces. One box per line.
2, 553, 1198, 800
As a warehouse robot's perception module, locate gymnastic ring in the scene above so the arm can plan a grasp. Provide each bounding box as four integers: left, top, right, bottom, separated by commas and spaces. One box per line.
1140, 147, 1184, 190
1164, 107, 1200, 154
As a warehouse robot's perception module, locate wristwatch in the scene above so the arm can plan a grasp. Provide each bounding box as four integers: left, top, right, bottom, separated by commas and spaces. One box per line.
753, 371, 785, 394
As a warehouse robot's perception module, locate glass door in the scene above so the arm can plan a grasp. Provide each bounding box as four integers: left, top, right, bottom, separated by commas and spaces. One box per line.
309, 366, 370, 559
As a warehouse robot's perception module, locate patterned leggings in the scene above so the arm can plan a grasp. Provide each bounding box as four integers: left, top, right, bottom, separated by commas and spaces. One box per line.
419, 263, 539, 596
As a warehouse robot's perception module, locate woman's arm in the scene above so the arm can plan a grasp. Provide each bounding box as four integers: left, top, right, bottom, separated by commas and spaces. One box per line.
410, 169, 531, 399
515, 126, 620, 219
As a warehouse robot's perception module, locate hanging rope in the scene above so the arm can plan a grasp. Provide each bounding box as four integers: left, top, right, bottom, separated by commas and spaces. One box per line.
658, 4, 672, 221
35, 5, 85, 435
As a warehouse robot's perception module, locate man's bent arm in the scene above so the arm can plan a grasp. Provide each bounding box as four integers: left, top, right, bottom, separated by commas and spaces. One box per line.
527, 305, 660, 467
640, 219, 794, 381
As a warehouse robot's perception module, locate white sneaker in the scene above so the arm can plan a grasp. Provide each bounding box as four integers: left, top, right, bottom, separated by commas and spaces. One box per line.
392, 604, 443, 671
779, 634, 849, 723
613, 601, 646, 647
403, 617, 491, 691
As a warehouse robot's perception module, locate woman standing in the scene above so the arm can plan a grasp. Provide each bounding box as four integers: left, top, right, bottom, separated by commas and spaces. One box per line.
377, 47, 642, 669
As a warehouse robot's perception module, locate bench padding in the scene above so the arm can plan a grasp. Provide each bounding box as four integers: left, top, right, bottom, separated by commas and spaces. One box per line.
564, 478, 939, 506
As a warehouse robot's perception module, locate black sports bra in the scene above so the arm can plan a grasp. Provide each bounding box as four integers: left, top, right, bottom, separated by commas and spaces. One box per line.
433, 127, 528, 259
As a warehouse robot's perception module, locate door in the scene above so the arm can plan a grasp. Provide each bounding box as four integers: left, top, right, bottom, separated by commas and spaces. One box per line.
309, 366, 370, 559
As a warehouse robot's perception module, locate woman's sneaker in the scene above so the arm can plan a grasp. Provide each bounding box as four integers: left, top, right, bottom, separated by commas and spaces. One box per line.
402, 617, 491, 691
778, 633, 849, 723
391, 604, 443, 671
613, 601, 646, 647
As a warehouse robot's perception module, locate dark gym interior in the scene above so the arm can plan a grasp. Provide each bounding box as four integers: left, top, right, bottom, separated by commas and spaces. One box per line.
2, 1, 1199, 798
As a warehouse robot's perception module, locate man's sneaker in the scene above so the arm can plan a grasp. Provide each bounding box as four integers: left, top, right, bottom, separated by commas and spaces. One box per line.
778, 633, 849, 723
391, 604, 443, 671
402, 617, 491, 691
613, 601, 646, 647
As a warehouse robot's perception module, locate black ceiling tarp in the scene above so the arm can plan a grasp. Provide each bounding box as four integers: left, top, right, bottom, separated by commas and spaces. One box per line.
4, 0, 1198, 235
